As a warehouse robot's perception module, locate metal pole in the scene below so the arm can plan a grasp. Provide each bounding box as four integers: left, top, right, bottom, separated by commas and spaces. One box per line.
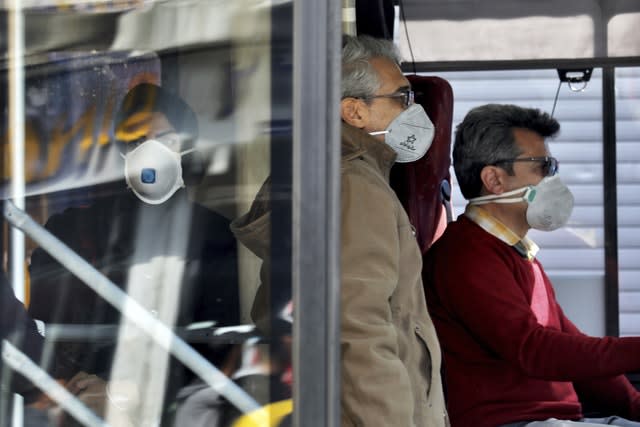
602, 66, 620, 337
342, 0, 356, 35
7, 2, 26, 425
3, 201, 261, 416
8, 0, 26, 302
3, 341, 107, 427
293, 0, 342, 425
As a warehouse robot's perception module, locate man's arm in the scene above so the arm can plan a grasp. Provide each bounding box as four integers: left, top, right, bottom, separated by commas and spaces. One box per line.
340, 171, 414, 426
434, 235, 640, 382
0, 272, 83, 402
0, 272, 47, 398
573, 374, 640, 420
558, 310, 640, 420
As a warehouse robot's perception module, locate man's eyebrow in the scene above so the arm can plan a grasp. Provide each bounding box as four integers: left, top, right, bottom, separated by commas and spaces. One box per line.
151, 129, 176, 138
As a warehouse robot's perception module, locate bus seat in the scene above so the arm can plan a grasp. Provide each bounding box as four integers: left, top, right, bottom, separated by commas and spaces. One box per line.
390, 75, 454, 254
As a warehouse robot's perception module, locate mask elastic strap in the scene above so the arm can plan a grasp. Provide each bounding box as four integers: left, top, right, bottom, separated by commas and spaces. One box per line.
120, 145, 195, 161
468, 186, 532, 205
369, 130, 389, 136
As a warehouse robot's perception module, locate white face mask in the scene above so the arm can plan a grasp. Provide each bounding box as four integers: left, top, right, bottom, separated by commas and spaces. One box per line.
123, 139, 195, 205
369, 103, 435, 163
468, 175, 574, 231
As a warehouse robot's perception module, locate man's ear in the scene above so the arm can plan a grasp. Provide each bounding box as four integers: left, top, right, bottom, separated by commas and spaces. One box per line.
479, 165, 508, 195
340, 98, 369, 128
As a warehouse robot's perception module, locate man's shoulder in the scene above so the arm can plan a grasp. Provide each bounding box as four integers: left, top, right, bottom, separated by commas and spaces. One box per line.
430, 216, 491, 256
188, 203, 236, 241
60, 191, 146, 223
430, 215, 521, 273
44, 196, 123, 230
340, 162, 399, 218
436, 215, 476, 239
340, 155, 374, 177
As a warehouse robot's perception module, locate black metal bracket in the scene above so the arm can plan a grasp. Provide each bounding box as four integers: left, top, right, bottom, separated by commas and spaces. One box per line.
557, 68, 593, 83
556, 68, 594, 92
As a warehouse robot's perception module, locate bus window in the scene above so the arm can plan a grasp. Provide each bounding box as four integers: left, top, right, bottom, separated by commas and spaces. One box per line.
1, 1, 294, 425
615, 67, 640, 337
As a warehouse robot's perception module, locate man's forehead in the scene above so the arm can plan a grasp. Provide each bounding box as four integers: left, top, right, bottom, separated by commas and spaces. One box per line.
148, 112, 174, 134
513, 128, 549, 155
115, 111, 175, 143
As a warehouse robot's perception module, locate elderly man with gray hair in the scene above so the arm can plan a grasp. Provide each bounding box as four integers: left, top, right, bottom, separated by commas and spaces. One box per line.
339, 34, 447, 427
232, 34, 448, 426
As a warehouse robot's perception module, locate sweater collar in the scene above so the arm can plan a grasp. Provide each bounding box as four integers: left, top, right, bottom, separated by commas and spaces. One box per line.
464, 204, 539, 261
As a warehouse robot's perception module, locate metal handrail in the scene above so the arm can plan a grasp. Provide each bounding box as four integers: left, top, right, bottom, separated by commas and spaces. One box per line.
3, 200, 261, 416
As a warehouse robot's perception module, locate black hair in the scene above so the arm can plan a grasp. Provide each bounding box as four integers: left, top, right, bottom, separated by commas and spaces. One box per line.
453, 104, 560, 199
113, 83, 198, 149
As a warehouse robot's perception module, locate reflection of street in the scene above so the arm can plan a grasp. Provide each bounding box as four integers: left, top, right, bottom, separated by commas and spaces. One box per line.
3, 1, 295, 425
4, 1, 150, 14
174, 333, 292, 426
109, 215, 188, 423
0, 51, 160, 197
22, 78, 249, 425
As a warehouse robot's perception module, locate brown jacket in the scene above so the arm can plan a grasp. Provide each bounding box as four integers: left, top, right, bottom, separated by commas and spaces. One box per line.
231, 123, 448, 426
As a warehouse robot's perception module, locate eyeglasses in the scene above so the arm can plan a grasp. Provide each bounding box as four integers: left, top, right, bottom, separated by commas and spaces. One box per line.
492, 156, 559, 177
361, 89, 415, 108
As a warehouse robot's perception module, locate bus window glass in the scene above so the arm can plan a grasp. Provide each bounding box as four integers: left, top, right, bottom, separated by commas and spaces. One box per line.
616, 67, 640, 337
1, 1, 293, 425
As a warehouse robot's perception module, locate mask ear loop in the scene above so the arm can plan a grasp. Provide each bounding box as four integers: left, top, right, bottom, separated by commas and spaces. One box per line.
368, 103, 427, 137
469, 186, 533, 205
118, 138, 197, 159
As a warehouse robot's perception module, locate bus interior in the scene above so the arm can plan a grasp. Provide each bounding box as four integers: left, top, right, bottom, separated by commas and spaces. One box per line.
1, 0, 640, 425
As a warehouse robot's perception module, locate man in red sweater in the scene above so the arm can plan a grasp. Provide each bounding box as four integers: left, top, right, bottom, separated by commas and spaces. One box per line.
424, 104, 640, 427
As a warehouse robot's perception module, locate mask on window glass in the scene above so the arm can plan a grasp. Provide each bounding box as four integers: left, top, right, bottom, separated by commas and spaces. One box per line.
468, 175, 574, 231
369, 104, 435, 163
123, 138, 195, 205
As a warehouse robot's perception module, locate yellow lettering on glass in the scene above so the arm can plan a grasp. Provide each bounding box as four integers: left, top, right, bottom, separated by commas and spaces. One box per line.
2, 123, 42, 182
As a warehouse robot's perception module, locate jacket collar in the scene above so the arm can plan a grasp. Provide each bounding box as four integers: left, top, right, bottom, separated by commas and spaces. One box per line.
341, 122, 396, 174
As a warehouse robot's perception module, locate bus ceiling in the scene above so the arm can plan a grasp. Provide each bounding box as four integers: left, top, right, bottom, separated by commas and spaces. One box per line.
350, 0, 640, 72
2, 0, 640, 70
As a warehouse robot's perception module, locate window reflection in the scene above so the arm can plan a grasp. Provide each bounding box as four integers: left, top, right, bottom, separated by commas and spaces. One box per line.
1, 1, 293, 425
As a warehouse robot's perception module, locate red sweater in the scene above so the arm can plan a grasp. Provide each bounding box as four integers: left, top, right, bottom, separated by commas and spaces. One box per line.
424, 215, 640, 427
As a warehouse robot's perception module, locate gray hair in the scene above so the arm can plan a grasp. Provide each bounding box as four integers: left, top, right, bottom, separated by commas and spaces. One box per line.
341, 35, 402, 99
453, 104, 560, 199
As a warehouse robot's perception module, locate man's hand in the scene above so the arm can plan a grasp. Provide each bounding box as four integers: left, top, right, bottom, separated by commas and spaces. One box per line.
60, 371, 137, 426
65, 371, 108, 415
26, 378, 68, 411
